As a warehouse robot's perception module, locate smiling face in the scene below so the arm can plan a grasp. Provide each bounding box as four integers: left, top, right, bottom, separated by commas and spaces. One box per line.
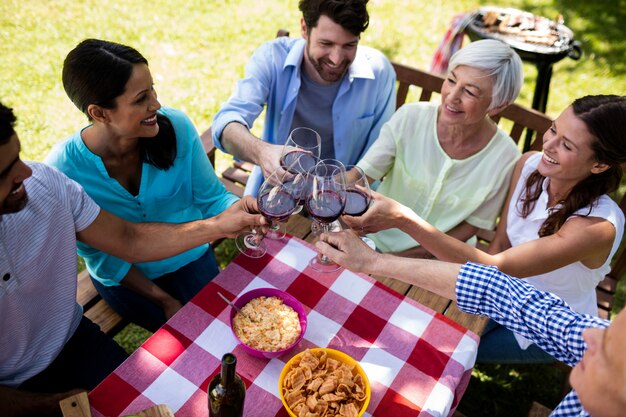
439, 65, 495, 127
301, 15, 359, 84
97, 63, 161, 139
0, 134, 32, 215
538, 106, 607, 187
570, 309, 626, 416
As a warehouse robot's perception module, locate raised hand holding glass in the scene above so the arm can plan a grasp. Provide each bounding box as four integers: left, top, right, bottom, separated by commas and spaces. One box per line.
343, 166, 372, 217
235, 170, 298, 258
306, 160, 347, 273
280, 127, 321, 174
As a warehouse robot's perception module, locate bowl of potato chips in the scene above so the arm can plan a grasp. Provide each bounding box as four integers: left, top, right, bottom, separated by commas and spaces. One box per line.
278, 348, 370, 417
229, 288, 307, 358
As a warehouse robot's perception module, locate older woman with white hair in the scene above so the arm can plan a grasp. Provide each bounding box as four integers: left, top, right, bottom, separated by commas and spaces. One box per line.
351, 39, 523, 258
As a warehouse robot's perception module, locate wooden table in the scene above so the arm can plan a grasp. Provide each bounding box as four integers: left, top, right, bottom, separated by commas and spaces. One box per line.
285, 214, 489, 336
89, 229, 481, 417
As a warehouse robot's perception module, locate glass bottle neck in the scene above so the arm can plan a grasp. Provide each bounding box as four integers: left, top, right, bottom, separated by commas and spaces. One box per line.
220, 353, 237, 386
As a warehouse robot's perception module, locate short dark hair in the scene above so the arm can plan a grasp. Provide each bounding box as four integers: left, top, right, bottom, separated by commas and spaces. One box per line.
63, 39, 176, 170
299, 0, 369, 36
0, 102, 17, 146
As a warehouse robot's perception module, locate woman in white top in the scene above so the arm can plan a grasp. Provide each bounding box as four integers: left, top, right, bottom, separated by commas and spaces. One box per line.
352, 39, 523, 257
344, 95, 626, 363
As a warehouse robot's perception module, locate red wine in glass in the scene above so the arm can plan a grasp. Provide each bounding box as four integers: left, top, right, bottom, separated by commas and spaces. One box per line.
344, 189, 370, 216
280, 150, 319, 174
259, 190, 297, 222
283, 177, 308, 206
306, 190, 345, 224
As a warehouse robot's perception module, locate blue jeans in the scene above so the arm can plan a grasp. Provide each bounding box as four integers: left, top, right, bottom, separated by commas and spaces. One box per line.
19, 316, 128, 392
477, 320, 555, 364
92, 249, 220, 332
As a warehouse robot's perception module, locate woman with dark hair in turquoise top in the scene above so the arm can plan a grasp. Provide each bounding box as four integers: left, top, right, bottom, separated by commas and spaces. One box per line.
46, 39, 239, 332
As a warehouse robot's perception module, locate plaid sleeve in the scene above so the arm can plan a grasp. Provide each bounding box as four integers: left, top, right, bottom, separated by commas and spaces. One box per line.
456, 262, 608, 367
550, 390, 589, 416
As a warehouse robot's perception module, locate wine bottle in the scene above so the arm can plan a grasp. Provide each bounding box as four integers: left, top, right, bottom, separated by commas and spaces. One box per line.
208, 353, 246, 417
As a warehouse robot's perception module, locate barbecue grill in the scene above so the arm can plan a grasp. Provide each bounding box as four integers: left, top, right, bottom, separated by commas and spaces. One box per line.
465, 7, 582, 114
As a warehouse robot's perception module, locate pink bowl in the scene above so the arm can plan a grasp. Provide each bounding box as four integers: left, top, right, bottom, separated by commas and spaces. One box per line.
229, 288, 307, 359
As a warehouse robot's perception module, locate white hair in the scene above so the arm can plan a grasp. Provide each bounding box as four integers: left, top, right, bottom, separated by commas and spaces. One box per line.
448, 39, 524, 110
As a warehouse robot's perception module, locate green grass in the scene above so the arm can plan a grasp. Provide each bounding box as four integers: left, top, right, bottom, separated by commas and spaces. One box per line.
3, 0, 625, 163
3, 0, 625, 415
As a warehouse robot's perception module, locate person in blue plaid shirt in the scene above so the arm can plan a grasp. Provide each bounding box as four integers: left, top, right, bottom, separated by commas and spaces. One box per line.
317, 230, 624, 417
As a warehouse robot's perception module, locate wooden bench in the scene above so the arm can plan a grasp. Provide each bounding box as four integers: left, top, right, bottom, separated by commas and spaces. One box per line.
201, 62, 552, 196
596, 193, 626, 319
201, 127, 246, 198
388, 61, 626, 320
77, 269, 126, 336
201, 56, 626, 320
391, 60, 552, 149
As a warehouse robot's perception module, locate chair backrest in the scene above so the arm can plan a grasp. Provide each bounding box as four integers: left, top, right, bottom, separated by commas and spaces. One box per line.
596, 192, 626, 319
209, 30, 626, 318
391, 61, 626, 318
390, 61, 552, 149
275, 28, 551, 147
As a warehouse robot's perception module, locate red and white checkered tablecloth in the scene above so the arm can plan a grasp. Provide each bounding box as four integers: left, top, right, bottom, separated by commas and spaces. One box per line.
89, 235, 479, 417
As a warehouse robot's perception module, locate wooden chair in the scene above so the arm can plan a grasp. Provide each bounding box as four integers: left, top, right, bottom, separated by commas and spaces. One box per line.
596, 192, 626, 319
201, 63, 551, 195
527, 401, 553, 417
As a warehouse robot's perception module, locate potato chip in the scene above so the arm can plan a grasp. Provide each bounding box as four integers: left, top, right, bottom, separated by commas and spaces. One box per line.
282, 349, 366, 417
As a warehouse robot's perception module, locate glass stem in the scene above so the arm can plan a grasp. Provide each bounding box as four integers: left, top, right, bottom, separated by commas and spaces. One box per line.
320, 223, 331, 263
245, 230, 259, 248
247, 226, 267, 248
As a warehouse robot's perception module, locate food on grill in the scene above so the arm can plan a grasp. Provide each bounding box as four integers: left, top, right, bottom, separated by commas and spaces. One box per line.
477, 8, 565, 46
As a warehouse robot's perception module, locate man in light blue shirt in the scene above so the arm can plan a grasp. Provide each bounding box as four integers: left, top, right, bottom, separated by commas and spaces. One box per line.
212, 0, 396, 195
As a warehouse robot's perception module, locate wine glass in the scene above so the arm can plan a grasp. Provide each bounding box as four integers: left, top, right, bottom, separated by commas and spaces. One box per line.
306, 160, 347, 273
343, 165, 372, 217
281, 169, 311, 214
280, 127, 321, 215
280, 127, 321, 175
309, 158, 346, 236
235, 170, 298, 258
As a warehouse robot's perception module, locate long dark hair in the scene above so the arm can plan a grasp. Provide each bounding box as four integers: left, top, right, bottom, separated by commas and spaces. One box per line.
520, 95, 626, 236
62, 39, 176, 170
